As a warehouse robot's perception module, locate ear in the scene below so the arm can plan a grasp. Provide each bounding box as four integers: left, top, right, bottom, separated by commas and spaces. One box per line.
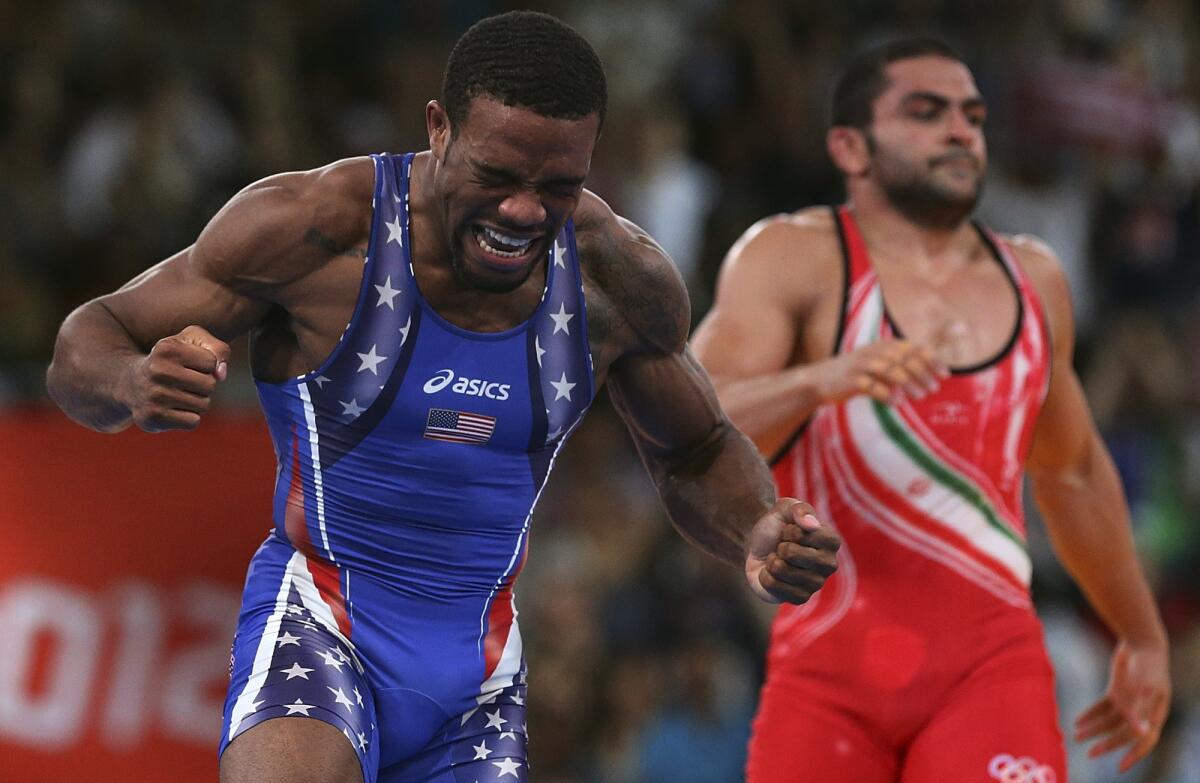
427, 100, 452, 161
827, 126, 870, 178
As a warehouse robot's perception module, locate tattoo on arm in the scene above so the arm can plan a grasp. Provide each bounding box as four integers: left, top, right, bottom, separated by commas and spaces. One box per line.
303, 228, 367, 258
580, 216, 690, 355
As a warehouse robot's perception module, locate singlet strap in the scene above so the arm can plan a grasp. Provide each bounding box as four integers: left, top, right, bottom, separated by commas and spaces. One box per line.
835, 205, 876, 289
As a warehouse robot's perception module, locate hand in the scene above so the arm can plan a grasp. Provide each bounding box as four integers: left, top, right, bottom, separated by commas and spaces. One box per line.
122, 325, 230, 432
813, 339, 947, 404
744, 498, 840, 604
1074, 638, 1171, 773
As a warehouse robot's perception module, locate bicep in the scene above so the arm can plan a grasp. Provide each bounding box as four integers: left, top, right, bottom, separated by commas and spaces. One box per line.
99, 246, 267, 350
1027, 360, 1096, 477
1019, 236, 1097, 477
692, 297, 796, 380
94, 176, 317, 349
691, 221, 806, 379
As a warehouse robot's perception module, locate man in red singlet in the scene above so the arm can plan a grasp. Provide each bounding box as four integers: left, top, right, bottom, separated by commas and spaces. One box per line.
692, 38, 1170, 782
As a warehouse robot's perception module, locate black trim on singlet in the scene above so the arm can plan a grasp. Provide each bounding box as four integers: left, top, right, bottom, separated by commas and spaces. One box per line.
881, 220, 1024, 376
768, 206, 851, 467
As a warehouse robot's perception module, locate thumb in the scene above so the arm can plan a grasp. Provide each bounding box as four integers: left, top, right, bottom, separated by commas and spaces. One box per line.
746, 510, 786, 562
178, 325, 231, 381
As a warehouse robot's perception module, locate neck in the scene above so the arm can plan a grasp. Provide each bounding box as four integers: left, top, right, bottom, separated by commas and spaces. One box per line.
410, 151, 453, 270
847, 182, 978, 264
405, 151, 546, 330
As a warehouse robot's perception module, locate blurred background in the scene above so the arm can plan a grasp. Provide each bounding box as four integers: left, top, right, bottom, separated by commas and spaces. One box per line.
1, 0, 1198, 781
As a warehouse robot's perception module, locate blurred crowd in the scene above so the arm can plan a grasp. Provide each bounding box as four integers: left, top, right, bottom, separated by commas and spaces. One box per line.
2, 0, 1199, 781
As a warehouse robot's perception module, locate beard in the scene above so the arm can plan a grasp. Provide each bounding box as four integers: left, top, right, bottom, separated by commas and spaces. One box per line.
866, 133, 984, 230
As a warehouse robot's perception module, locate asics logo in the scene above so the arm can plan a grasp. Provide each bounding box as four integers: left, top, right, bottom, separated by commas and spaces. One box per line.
988, 754, 1056, 783
422, 369, 510, 401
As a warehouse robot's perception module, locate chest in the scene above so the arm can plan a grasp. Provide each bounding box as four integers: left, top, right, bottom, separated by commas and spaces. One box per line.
875, 259, 1019, 369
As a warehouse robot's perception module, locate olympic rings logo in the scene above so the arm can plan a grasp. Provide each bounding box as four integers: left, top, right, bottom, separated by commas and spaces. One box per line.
988, 753, 1057, 783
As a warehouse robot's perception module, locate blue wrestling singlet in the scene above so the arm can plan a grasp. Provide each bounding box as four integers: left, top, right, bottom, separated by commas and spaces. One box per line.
220, 152, 596, 782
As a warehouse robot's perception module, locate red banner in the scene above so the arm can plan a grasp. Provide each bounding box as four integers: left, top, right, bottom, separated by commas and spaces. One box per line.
0, 410, 276, 783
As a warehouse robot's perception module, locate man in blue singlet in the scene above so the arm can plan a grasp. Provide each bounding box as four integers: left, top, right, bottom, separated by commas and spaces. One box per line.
46, 12, 840, 783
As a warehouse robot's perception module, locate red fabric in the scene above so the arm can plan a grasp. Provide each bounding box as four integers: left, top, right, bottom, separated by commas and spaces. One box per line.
0, 410, 275, 783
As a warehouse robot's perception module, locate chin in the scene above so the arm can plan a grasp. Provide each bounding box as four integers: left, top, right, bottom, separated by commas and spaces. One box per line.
450, 252, 535, 294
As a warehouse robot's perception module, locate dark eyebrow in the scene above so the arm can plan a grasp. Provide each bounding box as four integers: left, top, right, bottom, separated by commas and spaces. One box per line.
471, 161, 519, 182
470, 159, 585, 189
901, 91, 987, 112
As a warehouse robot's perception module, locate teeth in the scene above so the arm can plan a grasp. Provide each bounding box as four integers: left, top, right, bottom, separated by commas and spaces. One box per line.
482, 226, 533, 252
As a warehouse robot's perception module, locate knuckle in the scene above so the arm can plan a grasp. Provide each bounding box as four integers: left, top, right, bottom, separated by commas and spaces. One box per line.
153, 337, 180, 357
148, 387, 173, 405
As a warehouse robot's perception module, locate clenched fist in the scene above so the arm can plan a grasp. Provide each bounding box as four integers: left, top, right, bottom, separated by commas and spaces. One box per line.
121, 325, 230, 432
745, 499, 841, 604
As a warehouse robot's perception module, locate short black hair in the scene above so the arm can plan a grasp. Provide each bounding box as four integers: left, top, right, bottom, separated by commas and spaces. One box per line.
442, 11, 607, 133
830, 37, 966, 129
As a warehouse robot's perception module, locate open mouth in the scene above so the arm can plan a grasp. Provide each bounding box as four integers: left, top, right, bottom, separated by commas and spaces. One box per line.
472, 225, 542, 268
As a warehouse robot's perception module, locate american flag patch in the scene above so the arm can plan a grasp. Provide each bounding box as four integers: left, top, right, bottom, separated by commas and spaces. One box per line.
424, 408, 496, 445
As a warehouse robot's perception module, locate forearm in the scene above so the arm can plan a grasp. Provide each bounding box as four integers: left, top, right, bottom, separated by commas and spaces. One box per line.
46, 301, 143, 433
1033, 441, 1166, 647
712, 364, 825, 451
649, 420, 777, 567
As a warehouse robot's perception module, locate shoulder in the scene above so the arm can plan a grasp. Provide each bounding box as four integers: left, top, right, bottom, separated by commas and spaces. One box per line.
998, 232, 1073, 346
713, 206, 842, 313
226, 156, 374, 237
999, 233, 1071, 313
726, 206, 840, 265
197, 156, 375, 287
573, 191, 690, 355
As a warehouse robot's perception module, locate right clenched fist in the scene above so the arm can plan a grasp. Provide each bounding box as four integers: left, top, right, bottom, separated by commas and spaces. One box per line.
123, 325, 230, 432
815, 339, 948, 404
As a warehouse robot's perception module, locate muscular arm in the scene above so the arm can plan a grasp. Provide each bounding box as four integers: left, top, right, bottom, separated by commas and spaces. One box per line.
693, 211, 943, 458
608, 345, 776, 567
1018, 237, 1170, 768
691, 216, 826, 456
580, 201, 837, 602
47, 159, 369, 432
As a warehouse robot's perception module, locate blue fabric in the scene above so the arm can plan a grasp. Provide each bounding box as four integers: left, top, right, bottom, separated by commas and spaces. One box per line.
222, 152, 592, 780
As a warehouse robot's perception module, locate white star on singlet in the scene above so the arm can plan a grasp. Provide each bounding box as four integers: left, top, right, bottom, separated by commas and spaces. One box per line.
328, 686, 356, 711
386, 216, 403, 246
285, 699, 315, 716
374, 276, 400, 309
357, 344, 387, 374
550, 372, 576, 402
549, 303, 573, 335
492, 758, 522, 778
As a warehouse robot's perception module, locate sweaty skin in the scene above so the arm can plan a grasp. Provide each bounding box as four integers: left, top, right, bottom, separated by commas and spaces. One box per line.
693, 53, 1168, 774
46, 96, 839, 782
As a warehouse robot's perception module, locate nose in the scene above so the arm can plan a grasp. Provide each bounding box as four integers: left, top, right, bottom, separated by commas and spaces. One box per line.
497, 188, 547, 228
945, 109, 978, 146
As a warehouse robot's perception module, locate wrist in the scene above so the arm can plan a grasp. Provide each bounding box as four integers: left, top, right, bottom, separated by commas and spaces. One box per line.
110, 351, 146, 416
1121, 625, 1169, 651
787, 363, 830, 409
